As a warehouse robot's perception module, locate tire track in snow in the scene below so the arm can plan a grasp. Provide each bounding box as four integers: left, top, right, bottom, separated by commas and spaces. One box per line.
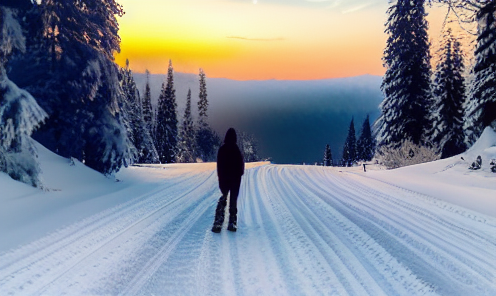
197, 165, 293, 296
289, 166, 496, 296
0, 171, 198, 270
53, 171, 218, 295
119, 184, 217, 296
1, 164, 495, 295
234, 166, 291, 296
269, 166, 388, 296
322, 170, 496, 292
276, 166, 437, 295
348, 171, 496, 226
261, 166, 352, 295
334, 172, 496, 278
0, 171, 215, 295
264, 166, 421, 295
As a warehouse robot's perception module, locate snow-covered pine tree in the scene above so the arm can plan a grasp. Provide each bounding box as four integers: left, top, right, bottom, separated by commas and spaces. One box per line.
120, 60, 158, 164
356, 115, 375, 162
142, 69, 154, 138
323, 144, 333, 167
341, 118, 357, 167
116, 61, 139, 164
0, 6, 47, 187
198, 68, 208, 128
7, 0, 133, 175
177, 89, 196, 163
428, 27, 467, 158
376, 0, 432, 148
465, 1, 496, 145
152, 107, 158, 147
196, 68, 219, 161
83, 76, 135, 175
155, 60, 178, 164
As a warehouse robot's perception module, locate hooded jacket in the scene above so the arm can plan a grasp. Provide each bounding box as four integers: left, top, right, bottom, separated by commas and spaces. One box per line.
217, 128, 244, 184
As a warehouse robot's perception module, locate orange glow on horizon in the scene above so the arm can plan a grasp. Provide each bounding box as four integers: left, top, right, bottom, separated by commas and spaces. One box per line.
115, 1, 451, 81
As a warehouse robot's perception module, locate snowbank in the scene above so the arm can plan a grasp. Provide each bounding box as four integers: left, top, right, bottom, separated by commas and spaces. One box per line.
361, 127, 496, 217
0, 142, 153, 252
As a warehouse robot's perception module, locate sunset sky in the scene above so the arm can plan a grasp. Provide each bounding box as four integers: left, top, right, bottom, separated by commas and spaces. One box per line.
115, 0, 450, 81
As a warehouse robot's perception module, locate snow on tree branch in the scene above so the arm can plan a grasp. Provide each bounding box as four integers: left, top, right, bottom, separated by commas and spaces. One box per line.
0, 7, 25, 64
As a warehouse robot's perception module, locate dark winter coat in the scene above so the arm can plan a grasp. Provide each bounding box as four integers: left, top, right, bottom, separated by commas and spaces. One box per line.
217, 128, 244, 192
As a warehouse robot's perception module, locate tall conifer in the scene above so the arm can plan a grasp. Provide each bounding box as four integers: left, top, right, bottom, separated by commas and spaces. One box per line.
376, 0, 432, 148
142, 69, 154, 136
0, 6, 47, 187
120, 61, 158, 163
196, 68, 219, 161
342, 118, 357, 167
198, 68, 208, 127
177, 89, 196, 163
323, 144, 333, 167
357, 115, 375, 161
36, 0, 131, 175
155, 60, 178, 163
465, 1, 496, 144
428, 27, 467, 158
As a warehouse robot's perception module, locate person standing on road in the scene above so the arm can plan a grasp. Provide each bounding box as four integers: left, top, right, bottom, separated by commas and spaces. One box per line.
212, 128, 245, 233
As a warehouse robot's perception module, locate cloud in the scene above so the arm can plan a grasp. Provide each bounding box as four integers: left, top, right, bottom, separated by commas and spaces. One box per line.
227, 0, 335, 8
341, 3, 373, 14
325, 0, 343, 9
324, 0, 381, 13
226, 36, 285, 42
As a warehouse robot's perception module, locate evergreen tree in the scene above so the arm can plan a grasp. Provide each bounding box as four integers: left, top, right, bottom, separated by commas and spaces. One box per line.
177, 89, 196, 163
120, 60, 158, 164
465, 1, 496, 144
428, 27, 467, 158
356, 115, 375, 161
155, 60, 178, 163
142, 69, 154, 136
342, 118, 357, 167
152, 107, 158, 145
198, 68, 208, 127
196, 68, 219, 161
7, 0, 133, 175
323, 144, 333, 167
376, 0, 432, 148
0, 6, 47, 187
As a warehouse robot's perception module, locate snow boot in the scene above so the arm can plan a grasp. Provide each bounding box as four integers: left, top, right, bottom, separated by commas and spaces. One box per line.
227, 214, 237, 232
212, 196, 227, 233
212, 224, 222, 233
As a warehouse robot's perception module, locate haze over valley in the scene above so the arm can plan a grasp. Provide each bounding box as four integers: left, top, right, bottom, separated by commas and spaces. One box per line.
134, 73, 383, 164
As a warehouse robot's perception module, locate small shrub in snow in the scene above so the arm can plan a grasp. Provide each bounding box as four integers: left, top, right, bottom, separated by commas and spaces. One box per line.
238, 131, 261, 162
469, 156, 482, 170
490, 159, 496, 173
375, 140, 441, 169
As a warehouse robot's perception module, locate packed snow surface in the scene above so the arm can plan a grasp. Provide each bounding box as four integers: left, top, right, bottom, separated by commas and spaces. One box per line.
1, 135, 496, 295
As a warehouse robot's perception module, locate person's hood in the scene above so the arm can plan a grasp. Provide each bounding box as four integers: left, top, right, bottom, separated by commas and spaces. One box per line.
224, 128, 237, 145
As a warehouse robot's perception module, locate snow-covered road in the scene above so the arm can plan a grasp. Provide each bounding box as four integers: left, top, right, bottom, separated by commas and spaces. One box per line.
1, 164, 495, 295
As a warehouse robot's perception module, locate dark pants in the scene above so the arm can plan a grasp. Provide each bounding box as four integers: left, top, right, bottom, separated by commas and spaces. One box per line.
219, 177, 241, 216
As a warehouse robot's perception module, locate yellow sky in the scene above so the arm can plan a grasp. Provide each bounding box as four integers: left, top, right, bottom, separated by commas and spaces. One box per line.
115, 0, 450, 80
